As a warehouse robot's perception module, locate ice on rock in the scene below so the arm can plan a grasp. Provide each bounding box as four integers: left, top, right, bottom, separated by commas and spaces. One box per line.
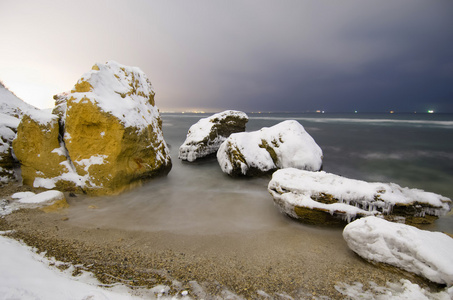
179, 110, 248, 162
343, 216, 453, 286
217, 120, 323, 176
268, 168, 451, 225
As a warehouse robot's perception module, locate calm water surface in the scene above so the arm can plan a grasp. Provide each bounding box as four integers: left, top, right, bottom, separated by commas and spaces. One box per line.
67, 113, 453, 235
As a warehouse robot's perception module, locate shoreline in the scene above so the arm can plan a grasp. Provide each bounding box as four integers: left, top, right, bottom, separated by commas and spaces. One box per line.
0, 198, 445, 299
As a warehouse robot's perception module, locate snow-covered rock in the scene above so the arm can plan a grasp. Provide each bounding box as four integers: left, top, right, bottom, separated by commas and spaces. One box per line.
343, 216, 453, 286
268, 168, 452, 225
12, 61, 172, 195
179, 110, 248, 162
217, 120, 323, 176
0, 82, 38, 184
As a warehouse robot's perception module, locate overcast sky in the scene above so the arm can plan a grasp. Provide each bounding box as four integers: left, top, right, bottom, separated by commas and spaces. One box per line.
1, 0, 452, 112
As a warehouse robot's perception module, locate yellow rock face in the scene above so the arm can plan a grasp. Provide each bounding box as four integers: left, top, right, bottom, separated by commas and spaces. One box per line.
64, 97, 170, 194
13, 115, 67, 185
13, 61, 171, 195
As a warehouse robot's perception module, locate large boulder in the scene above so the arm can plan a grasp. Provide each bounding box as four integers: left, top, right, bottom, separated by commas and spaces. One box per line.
13, 61, 172, 195
343, 216, 453, 286
0, 82, 38, 184
179, 110, 248, 162
217, 120, 323, 176
268, 168, 452, 226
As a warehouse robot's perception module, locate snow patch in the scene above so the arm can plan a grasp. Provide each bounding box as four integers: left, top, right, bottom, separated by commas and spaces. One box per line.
335, 280, 453, 300
17, 190, 65, 204
11, 191, 36, 199
75, 155, 108, 172
0, 81, 37, 118
0, 235, 145, 300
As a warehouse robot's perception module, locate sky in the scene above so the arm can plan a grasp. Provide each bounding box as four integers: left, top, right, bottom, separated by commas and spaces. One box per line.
1, 0, 452, 113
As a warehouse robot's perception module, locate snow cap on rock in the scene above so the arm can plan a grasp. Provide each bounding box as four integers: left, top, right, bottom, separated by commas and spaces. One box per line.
217, 120, 323, 176
343, 216, 453, 286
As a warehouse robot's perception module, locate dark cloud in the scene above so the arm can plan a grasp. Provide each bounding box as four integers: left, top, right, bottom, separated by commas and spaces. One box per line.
0, 0, 452, 112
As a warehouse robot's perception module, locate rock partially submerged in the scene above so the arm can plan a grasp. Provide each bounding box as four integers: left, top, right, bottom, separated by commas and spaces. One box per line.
343, 216, 453, 286
12, 61, 171, 195
268, 168, 452, 226
217, 120, 323, 176
179, 110, 248, 162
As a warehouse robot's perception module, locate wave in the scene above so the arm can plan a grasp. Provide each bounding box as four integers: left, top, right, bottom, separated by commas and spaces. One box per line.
249, 116, 453, 128
357, 150, 453, 161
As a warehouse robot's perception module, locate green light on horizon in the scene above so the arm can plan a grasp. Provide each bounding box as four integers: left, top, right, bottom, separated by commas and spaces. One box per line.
427, 110, 434, 113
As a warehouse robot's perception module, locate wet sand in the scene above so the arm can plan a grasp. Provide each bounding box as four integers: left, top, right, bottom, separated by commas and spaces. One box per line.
0, 190, 442, 299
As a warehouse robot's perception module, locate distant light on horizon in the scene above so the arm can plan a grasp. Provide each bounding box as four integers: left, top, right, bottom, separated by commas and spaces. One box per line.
428, 110, 434, 114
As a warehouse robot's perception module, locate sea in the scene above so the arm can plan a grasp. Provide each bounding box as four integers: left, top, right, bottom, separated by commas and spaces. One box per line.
68, 112, 453, 235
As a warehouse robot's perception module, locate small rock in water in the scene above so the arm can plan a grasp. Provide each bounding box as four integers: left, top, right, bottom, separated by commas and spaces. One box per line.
217, 120, 323, 176
179, 110, 248, 162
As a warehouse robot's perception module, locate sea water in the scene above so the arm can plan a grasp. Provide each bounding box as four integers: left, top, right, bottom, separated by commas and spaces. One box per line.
67, 112, 453, 235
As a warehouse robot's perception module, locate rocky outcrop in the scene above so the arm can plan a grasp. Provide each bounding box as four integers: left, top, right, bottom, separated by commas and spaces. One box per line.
179, 110, 248, 162
0, 82, 38, 184
343, 216, 453, 286
12, 61, 172, 195
217, 120, 323, 176
268, 168, 452, 226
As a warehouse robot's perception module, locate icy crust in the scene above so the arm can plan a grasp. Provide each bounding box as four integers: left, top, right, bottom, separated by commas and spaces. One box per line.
268, 168, 452, 224
179, 110, 248, 162
67, 61, 160, 131
343, 216, 453, 286
217, 120, 323, 176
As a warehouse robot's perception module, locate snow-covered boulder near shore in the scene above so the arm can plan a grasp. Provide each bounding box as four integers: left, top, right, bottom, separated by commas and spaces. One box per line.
343, 216, 453, 286
268, 168, 452, 226
13, 61, 171, 195
179, 110, 248, 162
0, 82, 38, 184
217, 120, 323, 176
